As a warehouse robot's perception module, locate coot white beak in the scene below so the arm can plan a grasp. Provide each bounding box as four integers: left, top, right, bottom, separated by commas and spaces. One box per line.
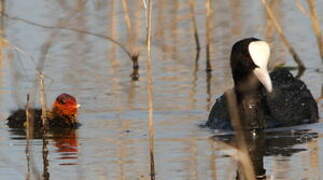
253, 68, 272, 92
249, 40, 272, 93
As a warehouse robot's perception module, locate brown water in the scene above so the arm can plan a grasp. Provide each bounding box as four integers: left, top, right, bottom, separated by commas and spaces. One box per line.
0, 0, 322, 179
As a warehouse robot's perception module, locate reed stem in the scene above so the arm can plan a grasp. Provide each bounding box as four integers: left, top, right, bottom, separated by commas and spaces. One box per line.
306, 0, 323, 60
225, 90, 257, 179
25, 94, 32, 180
261, 0, 305, 70
39, 73, 47, 129
189, 0, 200, 63
144, 0, 155, 179
205, 0, 213, 72
122, 0, 140, 80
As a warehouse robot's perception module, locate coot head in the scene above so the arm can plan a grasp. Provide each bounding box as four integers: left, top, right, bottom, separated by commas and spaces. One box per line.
52, 93, 80, 117
230, 37, 272, 93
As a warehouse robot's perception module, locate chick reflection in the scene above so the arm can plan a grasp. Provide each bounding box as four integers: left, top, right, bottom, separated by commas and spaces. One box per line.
8, 128, 80, 165
52, 129, 79, 164
213, 129, 318, 179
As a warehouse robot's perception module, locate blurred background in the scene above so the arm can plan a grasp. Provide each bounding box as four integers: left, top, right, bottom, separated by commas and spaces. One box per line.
0, 0, 322, 179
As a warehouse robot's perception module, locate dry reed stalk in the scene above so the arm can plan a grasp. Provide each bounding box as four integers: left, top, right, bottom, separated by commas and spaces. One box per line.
295, 0, 308, 16
25, 94, 33, 141
306, 0, 323, 60
189, 0, 201, 63
170, 0, 179, 58
122, 0, 132, 34
186, 140, 199, 179
264, 1, 279, 70
308, 140, 319, 177
190, 62, 198, 109
108, 0, 118, 68
0, 0, 4, 35
133, 1, 142, 80
225, 90, 257, 179
156, 0, 165, 51
39, 72, 49, 179
24, 94, 41, 180
143, 0, 155, 179
318, 85, 323, 103
39, 73, 47, 128
107, 0, 124, 95
205, 0, 213, 72
25, 94, 32, 180
0, 0, 4, 13
42, 134, 49, 180
261, 0, 305, 70
122, 0, 140, 80
0, 0, 5, 65
209, 140, 217, 180
36, 16, 56, 180
206, 72, 212, 110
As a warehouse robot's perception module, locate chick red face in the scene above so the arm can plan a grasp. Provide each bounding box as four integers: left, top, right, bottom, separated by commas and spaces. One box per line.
53, 93, 79, 117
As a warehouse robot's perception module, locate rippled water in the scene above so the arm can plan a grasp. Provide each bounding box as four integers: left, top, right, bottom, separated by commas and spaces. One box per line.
0, 0, 322, 179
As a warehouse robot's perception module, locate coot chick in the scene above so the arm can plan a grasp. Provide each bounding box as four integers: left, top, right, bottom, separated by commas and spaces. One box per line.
206, 38, 318, 130
7, 93, 80, 128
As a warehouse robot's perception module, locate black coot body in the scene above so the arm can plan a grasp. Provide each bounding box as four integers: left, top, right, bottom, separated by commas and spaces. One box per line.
206, 38, 319, 130
206, 68, 319, 130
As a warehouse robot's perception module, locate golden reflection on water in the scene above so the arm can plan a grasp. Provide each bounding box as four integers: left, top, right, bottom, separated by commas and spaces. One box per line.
0, 0, 322, 179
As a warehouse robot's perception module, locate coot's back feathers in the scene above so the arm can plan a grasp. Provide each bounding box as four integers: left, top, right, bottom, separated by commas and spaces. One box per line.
265, 68, 318, 127
207, 95, 231, 130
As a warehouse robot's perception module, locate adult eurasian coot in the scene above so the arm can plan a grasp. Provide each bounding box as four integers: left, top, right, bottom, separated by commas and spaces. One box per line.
206, 38, 318, 130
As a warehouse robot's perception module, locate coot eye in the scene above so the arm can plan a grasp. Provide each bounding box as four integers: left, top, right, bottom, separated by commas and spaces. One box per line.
58, 99, 66, 104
